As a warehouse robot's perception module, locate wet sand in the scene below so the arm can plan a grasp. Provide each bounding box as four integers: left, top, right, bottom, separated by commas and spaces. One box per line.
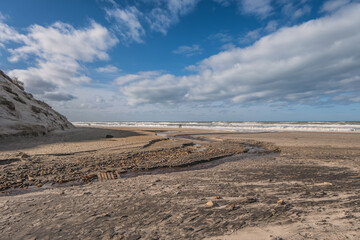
0, 128, 359, 239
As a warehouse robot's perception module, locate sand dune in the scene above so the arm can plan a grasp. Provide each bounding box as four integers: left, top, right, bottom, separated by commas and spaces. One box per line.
0, 70, 72, 138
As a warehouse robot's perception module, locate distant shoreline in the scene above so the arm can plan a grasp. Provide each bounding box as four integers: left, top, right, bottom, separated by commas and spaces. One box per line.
72, 121, 360, 133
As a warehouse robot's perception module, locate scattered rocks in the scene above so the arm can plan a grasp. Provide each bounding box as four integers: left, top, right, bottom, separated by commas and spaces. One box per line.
323, 182, 333, 186
271, 236, 284, 240
206, 200, 218, 207
17, 152, 30, 159
247, 198, 258, 203
229, 204, 236, 210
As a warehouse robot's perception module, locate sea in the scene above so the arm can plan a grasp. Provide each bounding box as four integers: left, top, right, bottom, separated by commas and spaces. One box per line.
72, 121, 360, 133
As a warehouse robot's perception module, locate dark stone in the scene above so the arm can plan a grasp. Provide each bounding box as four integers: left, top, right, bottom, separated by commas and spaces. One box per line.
106, 135, 114, 138
246, 198, 258, 203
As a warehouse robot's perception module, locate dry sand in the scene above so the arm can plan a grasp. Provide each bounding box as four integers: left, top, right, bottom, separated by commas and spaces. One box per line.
0, 127, 359, 239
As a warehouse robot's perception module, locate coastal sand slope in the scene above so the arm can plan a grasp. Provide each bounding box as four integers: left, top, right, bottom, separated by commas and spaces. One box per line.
0, 70, 73, 137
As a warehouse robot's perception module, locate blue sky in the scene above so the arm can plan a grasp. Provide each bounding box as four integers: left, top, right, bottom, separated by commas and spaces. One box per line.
1, 0, 360, 121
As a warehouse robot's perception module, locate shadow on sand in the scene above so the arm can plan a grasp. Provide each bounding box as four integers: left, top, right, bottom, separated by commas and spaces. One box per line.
0, 127, 145, 151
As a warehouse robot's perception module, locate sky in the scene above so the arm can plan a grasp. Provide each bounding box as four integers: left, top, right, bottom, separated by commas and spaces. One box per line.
1, 0, 360, 121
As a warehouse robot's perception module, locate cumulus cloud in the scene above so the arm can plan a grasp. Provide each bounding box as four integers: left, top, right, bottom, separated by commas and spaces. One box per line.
8, 57, 91, 94
173, 44, 202, 56
106, 6, 145, 43
2, 21, 118, 98
0, 11, 6, 21
8, 21, 117, 63
320, 0, 351, 12
240, 0, 273, 18
146, 0, 199, 34
281, 2, 311, 20
119, 4, 360, 106
264, 20, 278, 32
96, 65, 120, 73
212, 0, 232, 7
114, 71, 163, 86
239, 29, 262, 44
122, 74, 189, 105
209, 32, 236, 50
43, 92, 77, 101
220, 43, 236, 50
105, 0, 199, 43
0, 22, 27, 44
209, 32, 234, 43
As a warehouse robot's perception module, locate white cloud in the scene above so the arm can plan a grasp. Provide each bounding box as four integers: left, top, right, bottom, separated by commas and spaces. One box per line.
239, 29, 261, 44
209, 33, 234, 43
105, 0, 199, 43
173, 44, 202, 56
96, 65, 120, 73
293, 5, 311, 19
321, 0, 351, 12
0, 22, 27, 44
95, 95, 105, 103
120, 4, 360, 106
114, 71, 163, 86
240, 0, 273, 18
146, 0, 199, 35
122, 73, 189, 105
212, 0, 232, 7
106, 6, 145, 43
221, 43, 236, 50
264, 20, 278, 32
0, 11, 6, 21
43, 92, 77, 101
281, 2, 311, 20
8, 57, 92, 94
2, 21, 118, 99
8, 21, 118, 63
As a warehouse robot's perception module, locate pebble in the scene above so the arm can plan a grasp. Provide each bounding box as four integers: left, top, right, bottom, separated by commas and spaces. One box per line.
206, 200, 218, 207
247, 198, 258, 203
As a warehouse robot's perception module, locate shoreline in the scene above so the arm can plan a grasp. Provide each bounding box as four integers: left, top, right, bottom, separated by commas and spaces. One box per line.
0, 127, 359, 239
72, 121, 360, 133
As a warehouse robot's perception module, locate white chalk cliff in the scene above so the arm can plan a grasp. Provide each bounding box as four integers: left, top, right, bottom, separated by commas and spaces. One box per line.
0, 70, 73, 137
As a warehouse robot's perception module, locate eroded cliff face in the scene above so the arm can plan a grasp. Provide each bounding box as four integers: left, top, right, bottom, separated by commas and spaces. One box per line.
0, 70, 73, 137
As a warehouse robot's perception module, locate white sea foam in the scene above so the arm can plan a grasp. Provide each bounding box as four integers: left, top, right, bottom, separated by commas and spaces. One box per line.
72, 121, 360, 133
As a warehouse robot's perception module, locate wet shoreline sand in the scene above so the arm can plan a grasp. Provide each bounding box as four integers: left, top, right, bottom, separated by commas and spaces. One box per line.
0, 127, 360, 239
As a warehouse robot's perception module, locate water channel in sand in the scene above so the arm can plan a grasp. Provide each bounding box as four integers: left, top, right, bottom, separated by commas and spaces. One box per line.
0, 132, 278, 197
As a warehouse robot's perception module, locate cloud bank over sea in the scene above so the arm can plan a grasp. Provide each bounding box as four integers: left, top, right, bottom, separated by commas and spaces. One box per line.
1, 0, 360, 121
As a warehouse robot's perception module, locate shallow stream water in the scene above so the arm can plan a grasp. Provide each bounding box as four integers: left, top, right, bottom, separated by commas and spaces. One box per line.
0, 133, 278, 197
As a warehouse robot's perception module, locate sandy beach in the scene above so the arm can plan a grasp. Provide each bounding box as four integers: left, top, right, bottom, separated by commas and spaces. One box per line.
0, 127, 360, 239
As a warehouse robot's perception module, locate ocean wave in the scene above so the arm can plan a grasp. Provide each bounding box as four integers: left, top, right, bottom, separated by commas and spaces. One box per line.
72, 121, 360, 133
